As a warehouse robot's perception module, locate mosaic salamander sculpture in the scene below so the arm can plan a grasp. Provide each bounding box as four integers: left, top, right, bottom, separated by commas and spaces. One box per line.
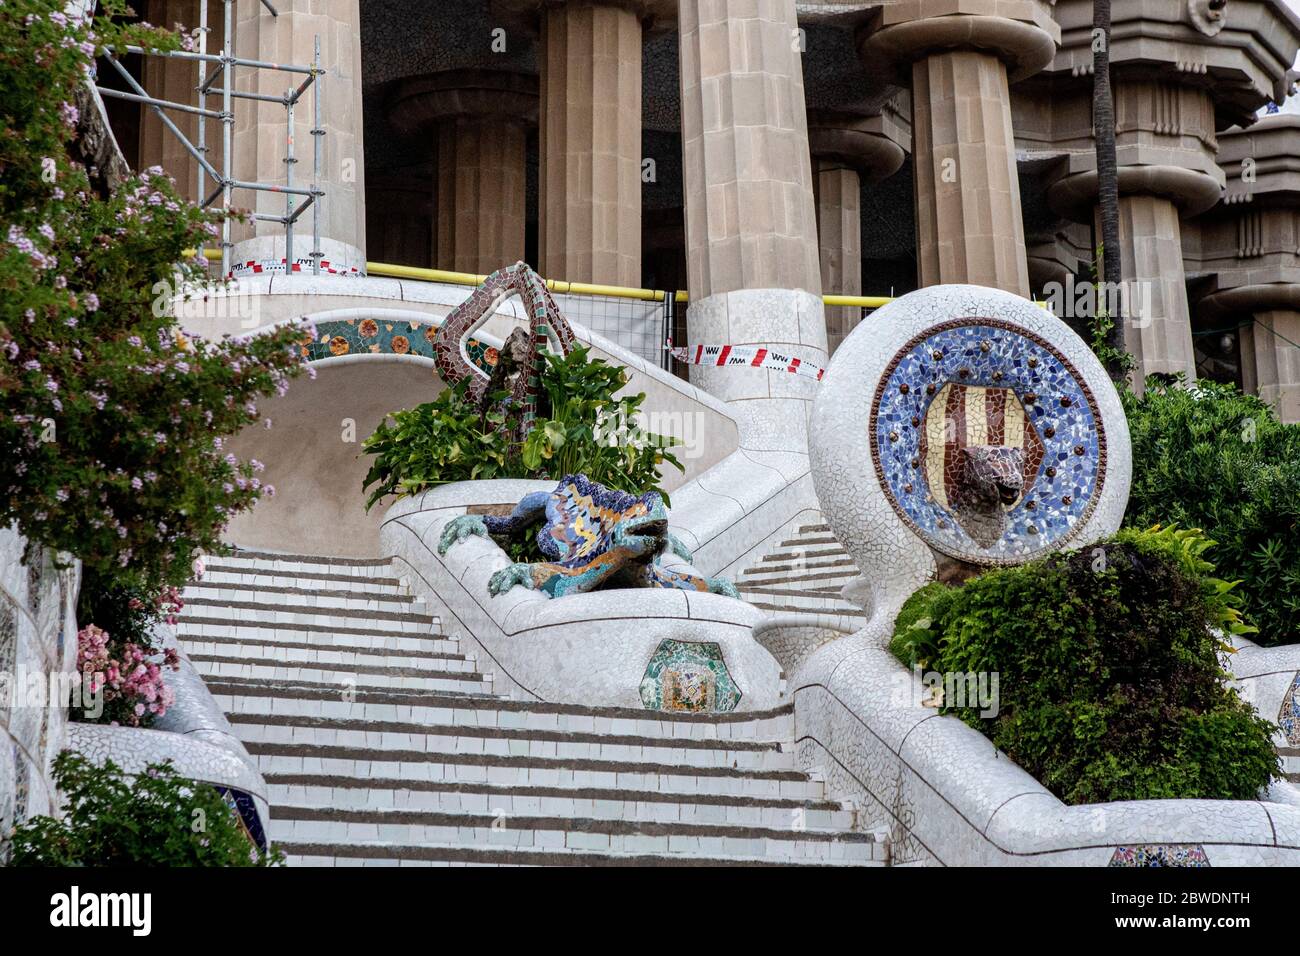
438, 474, 740, 600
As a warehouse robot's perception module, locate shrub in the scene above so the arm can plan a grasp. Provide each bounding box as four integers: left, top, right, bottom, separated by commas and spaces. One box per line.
362, 344, 682, 509
73, 623, 179, 728
5, 751, 282, 866
0, 0, 305, 590
1122, 379, 1300, 645
890, 527, 1279, 805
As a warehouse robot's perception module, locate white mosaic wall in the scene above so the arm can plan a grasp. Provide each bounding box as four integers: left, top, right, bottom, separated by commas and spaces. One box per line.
0, 525, 80, 839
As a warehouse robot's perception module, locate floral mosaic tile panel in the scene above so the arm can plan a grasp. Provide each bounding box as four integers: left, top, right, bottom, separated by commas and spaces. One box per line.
1109, 845, 1211, 867
1279, 673, 1300, 746
639, 640, 741, 713
871, 319, 1106, 564
300, 317, 498, 375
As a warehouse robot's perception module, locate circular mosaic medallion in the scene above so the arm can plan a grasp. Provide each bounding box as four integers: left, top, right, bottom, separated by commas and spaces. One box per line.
870, 319, 1107, 564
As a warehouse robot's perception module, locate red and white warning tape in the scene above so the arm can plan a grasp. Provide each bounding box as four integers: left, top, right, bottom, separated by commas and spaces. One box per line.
224, 257, 363, 279
665, 339, 825, 381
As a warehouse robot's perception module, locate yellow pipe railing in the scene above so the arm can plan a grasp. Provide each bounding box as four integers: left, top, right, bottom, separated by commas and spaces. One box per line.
195, 248, 894, 309
195, 249, 1045, 311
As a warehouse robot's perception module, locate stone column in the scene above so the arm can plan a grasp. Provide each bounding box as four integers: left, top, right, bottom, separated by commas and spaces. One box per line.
678, 0, 826, 449
230, 0, 366, 273
1193, 114, 1300, 418
537, 1, 644, 286
808, 110, 906, 353
437, 122, 528, 274
1202, 286, 1300, 424
1105, 195, 1198, 378
139, 0, 215, 204
1250, 311, 1300, 423
861, 6, 1059, 296
386, 70, 538, 275
1047, 79, 1221, 386
815, 162, 861, 354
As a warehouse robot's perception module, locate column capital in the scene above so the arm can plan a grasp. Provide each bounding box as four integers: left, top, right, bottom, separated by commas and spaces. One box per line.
1048, 164, 1223, 223
385, 69, 539, 138
807, 108, 907, 184
1198, 284, 1300, 323
858, 2, 1060, 84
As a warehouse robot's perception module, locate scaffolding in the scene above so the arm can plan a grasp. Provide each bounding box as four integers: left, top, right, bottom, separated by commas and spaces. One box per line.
95, 0, 325, 278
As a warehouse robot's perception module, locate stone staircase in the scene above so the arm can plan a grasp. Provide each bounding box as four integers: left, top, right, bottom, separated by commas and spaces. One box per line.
176, 549, 884, 866
734, 523, 864, 620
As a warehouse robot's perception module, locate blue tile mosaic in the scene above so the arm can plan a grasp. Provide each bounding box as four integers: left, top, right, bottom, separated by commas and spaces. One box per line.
1109, 844, 1211, 867
871, 319, 1107, 564
1279, 672, 1300, 746
215, 785, 268, 853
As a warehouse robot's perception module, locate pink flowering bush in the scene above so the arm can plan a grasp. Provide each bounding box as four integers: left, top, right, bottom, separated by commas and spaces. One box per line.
0, 0, 304, 589
75, 623, 180, 728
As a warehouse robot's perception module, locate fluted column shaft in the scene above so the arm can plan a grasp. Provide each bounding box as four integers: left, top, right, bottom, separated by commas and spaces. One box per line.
436, 119, 528, 274
912, 50, 1029, 295
539, 1, 642, 286
814, 162, 862, 354
1248, 310, 1300, 423
1105, 195, 1197, 380
678, 0, 826, 449
231, 0, 366, 272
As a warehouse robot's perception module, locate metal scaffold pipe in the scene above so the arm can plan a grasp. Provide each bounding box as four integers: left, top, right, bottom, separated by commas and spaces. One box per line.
196, 0, 209, 261
94, 0, 325, 281
311, 34, 323, 276
220, 0, 233, 277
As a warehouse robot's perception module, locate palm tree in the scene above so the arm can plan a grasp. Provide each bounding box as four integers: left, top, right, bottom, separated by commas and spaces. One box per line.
1093, 0, 1126, 381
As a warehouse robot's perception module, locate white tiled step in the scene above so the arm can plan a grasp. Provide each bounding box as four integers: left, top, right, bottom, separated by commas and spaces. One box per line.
199, 567, 407, 596
796, 523, 833, 534
177, 620, 456, 656
178, 604, 437, 636
267, 810, 880, 864
739, 566, 859, 586
281, 841, 881, 867
184, 582, 421, 615
740, 593, 865, 615
195, 662, 490, 695
208, 684, 795, 743
229, 717, 794, 771
759, 546, 850, 565
244, 745, 826, 801
265, 777, 855, 829
184, 642, 475, 676
206, 552, 396, 579
774, 535, 842, 549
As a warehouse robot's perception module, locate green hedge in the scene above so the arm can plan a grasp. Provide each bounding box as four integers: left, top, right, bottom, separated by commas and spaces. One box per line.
890, 528, 1278, 805
5, 752, 282, 866
1123, 380, 1300, 645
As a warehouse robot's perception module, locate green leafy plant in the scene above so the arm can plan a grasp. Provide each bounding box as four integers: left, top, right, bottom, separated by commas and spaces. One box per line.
362, 344, 682, 509
1122, 378, 1300, 645
890, 528, 1279, 805
0, 0, 305, 590
5, 751, 283, 866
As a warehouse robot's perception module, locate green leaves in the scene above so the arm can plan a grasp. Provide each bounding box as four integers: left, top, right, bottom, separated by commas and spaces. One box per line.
888, 529, 1281, 805
5, 751, 283, 867
362, 344, 684, 509
1122, 379, 1300, 644
0, 2, 304, 590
